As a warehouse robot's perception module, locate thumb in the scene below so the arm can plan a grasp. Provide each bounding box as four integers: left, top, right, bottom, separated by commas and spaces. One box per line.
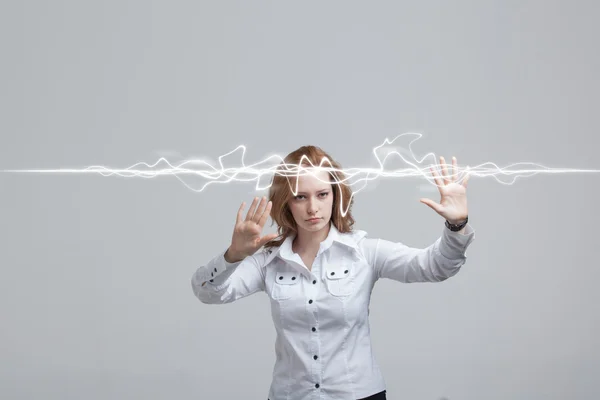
419, 198, 442, 214
259, 233, 279, 247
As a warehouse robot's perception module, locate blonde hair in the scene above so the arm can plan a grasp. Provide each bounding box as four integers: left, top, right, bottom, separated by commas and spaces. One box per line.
264, 145, 355, 249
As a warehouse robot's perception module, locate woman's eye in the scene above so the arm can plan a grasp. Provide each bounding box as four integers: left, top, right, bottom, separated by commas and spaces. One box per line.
294, 192, 328, 200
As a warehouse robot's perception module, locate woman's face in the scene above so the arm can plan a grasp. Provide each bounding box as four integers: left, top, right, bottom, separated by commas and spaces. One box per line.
287, 169, 334, 235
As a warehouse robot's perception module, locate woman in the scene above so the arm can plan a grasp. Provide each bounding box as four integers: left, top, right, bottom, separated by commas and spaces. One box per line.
191, 145, 475, 400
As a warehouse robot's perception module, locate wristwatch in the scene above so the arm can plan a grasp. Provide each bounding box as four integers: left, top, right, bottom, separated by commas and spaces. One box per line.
445, 215, 468, 231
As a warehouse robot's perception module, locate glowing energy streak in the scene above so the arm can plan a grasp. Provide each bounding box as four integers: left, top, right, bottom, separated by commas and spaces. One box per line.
3, 133, 598, 217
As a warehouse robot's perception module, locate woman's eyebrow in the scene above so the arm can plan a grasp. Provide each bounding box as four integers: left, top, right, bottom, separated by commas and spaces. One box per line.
295, 188, 330, 194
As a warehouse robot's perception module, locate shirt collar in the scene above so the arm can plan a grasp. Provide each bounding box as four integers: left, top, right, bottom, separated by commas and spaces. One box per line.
262, 222, 367, 268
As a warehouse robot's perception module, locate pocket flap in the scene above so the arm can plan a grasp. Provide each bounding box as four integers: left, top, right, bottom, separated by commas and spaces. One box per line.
325, 264, 351, 280
274, 270, 299, 285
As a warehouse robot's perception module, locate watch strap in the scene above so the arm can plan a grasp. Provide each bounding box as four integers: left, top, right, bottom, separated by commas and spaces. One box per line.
445, 215, 468, 231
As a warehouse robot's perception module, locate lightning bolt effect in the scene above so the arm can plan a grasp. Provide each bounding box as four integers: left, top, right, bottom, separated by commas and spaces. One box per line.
3, 133, 598, 216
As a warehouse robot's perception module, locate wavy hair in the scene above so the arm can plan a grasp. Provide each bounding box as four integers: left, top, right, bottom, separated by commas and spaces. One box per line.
264, 145, 355, 250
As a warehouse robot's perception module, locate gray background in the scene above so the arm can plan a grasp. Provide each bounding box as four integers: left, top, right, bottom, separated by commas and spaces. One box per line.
1, 1, 598, 399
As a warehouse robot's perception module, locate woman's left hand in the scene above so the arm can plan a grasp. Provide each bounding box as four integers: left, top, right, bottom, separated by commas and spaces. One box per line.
419, 156, 470, 224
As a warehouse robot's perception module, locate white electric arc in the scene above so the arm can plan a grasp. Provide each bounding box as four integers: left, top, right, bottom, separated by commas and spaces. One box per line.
3, 133, 598, 216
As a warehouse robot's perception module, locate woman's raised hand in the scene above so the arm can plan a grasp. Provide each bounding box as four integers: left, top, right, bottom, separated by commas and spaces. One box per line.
225, 196, 279, 262
419, 156, 469, 224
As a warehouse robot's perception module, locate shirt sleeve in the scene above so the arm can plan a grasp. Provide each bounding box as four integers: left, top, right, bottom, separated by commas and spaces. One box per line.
361, 224, 476, 283
191, 248, 266, 304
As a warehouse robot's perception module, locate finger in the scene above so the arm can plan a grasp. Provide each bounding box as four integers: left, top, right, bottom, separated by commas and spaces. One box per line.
419, 198, 443, 214
429, 165, 443, 188
245, 197, 259, 221
252, 196, 268, 223
440, 156, 450, 185
451, 156, 457, 183
257, 200, 272, 227
462, 169, 470, 188
259, 233, 279, 248
236, 201, 246, 224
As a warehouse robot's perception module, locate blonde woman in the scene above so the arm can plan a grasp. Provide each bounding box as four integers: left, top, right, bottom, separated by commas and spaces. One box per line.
191, 145, 475, 400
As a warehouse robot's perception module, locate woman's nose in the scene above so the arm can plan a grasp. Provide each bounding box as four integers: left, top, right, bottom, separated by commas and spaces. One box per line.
307, 198, 318, 213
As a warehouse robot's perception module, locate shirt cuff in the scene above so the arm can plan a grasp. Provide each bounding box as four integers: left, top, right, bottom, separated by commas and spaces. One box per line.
202, 248, 244, 287
438, 223, 476, 260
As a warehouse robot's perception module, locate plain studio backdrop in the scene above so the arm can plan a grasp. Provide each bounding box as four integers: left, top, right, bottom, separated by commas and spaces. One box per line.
0, 1, 598, 399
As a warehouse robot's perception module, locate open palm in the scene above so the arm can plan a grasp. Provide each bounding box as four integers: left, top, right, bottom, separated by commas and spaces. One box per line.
419, 156, 470, 224
230, 196, 279, 258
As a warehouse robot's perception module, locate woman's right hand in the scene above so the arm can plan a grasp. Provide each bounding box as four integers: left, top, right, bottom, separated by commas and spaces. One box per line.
225, 196, 279, 262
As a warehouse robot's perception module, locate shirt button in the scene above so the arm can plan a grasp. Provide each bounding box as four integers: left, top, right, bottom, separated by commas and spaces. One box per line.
308, 299, 313, 304
315, 383, 320, 389
312, 280, 317, 284
313, 355, 318, 360
312, 327, 316, 332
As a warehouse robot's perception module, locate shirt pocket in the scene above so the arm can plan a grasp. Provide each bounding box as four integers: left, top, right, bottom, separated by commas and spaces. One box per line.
324, 261, 355, 297
271, 269, 301, 300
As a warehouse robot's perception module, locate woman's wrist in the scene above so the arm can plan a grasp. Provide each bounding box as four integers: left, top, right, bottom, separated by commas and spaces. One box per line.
445, 215, 469, 231
224, 247, 245, 263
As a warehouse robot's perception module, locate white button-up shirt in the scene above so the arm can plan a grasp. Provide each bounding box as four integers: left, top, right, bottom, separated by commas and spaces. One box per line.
191, 222, 475, 400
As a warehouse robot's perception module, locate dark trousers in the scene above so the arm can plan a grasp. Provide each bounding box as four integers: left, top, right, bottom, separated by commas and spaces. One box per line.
268, 389, 386, 400
358, 390, 386, 400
